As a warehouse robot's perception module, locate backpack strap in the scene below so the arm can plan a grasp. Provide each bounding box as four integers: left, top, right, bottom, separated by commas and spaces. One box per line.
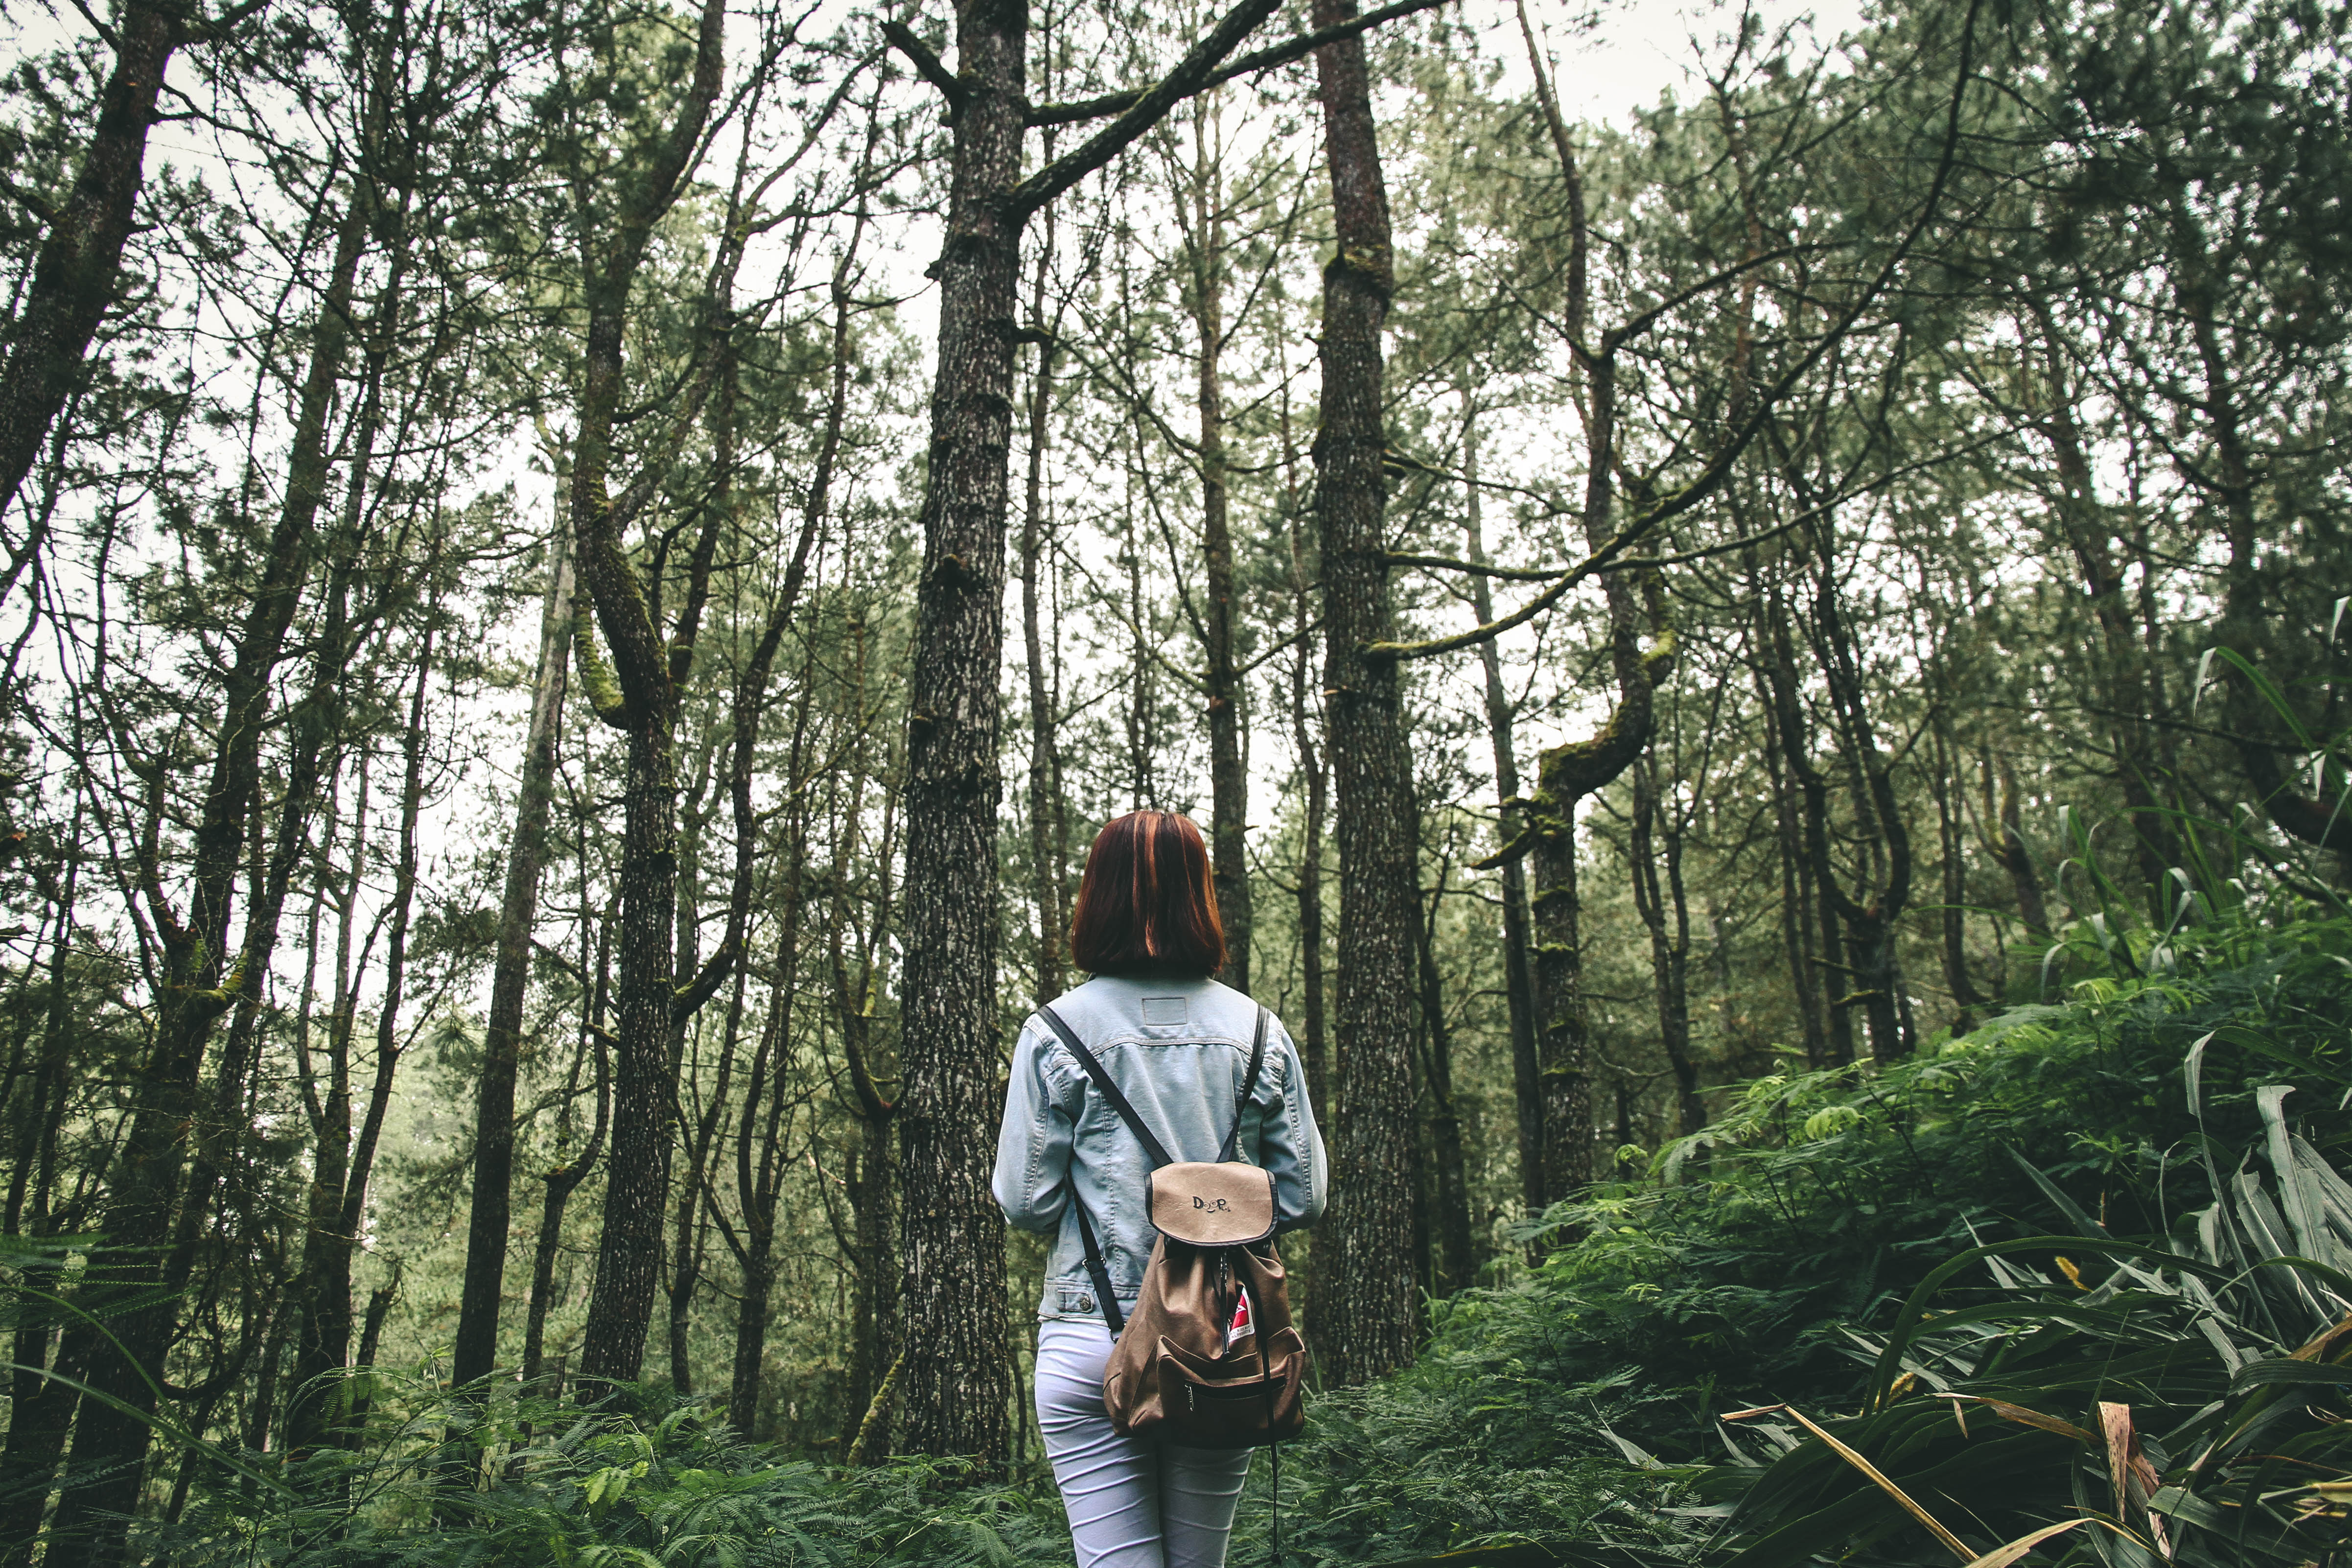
1037, 1004, 1173, 1167
1067, 1193, 1125, 1336
1217, 1006, 1269, 1164
1037, 1003, 1168, 1337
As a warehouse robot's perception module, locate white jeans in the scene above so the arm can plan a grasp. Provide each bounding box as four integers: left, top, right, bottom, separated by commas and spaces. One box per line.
1035, 1318, 1254, 1568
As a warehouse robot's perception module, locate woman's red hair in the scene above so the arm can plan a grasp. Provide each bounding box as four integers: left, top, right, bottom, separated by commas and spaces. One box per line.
1068, 811, 1227, 979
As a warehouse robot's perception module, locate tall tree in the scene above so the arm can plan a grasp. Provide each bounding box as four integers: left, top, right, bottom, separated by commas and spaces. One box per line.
559, 0, 838, 1387
1458, 393, 1546, 1215
884, 0, 1428, 1456
1310, 0, 1421, 1387
451, 525, 574, 1394
1183, 93, 1253, 992
43, 29, 411, 1545
286, 610, 437, 1452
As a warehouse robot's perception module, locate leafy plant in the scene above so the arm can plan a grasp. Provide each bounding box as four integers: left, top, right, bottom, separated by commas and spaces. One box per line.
1696, 1035, 2352, 1565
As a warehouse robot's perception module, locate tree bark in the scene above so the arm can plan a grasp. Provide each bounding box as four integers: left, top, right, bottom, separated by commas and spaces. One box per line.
1311, 0, 1420, 1387
1281, 393, 1330, 1123
1760, 553, 1910, 1064
668, 963, 744, 1397
830, 627, 900, 1456
1804, 554, 1914, 1061
2020, 296, 2178, 901
1984, 753, 2050, 936
0, 807, 82, 1553
1930, 725, 1985, 1029
523, 1019, 608, 1392
566, 0, 741, 1390
1753, 631, 1829, 1068
1512, 29, 1674, 1208
1522, 372, 1670, 1207
893, 0, 1031, 1457
724, 819, 807, 1438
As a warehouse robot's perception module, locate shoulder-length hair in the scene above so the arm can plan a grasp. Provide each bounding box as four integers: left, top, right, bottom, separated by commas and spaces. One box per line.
1069, 811, 1227, 979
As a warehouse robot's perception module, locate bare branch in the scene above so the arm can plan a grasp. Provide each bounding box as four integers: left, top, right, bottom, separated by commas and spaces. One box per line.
1026, 0, 1453, 127
882, 22, 965, 117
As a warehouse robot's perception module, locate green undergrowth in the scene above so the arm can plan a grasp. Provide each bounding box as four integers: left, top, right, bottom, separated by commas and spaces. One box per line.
1328, 900, 2352, 1565
136, 902, 2352, 1566
1498, 906, 2352, 1454
156, 1412, 1078, 1567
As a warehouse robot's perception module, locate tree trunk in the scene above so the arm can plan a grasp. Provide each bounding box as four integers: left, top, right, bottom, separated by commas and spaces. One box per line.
1931, 725, 1985, 1030
523, 1023, 608, 1392
1984, 753, 2050, 936
245, 1288, 296, 1463
1523, 372, 1667, 1207
725, 867, 804, 1438
1460, 396, 1545, 1212
807, 613, 898, 1455
1189, 105, 1252, 992
1761, 557, 1909, 1064
1020, 223, 1068, 1005
1804, 555, 1913, 1061
1754, 644, 1828, 1068
1311, 0, 1420, 1388
453, 527, 574, 1391
288, 622, 433, 1452
2021, 296, 2178, 903
0, 810, 82, 1552
1415, 880, 1475, 1291
894, 0, 1035, 1463
1281, 394, 1330, 1124
50, 156, 377, 1561
669, 960, 745, 1396
566, 0, 730, 1394
1630, 754, 1703, 1137
1514, 40, 1674, 1207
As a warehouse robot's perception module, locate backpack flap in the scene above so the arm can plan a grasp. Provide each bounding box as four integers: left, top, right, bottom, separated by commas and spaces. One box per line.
1148, 1161, 1276, 1246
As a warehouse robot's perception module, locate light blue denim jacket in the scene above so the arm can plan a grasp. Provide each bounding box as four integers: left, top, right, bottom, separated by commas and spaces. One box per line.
992, 974, 1327, 1322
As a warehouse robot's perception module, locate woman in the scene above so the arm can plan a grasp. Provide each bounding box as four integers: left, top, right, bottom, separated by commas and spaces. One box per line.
993, 810, 1327, 1568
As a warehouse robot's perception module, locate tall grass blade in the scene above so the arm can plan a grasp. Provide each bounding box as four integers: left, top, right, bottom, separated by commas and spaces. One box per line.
1738, 1403, 1975, 1562
1960, 1518, 2105, 1568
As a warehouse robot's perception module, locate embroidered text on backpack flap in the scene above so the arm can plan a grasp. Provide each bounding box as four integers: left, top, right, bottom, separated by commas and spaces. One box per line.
1149, 1162, 1276, 1246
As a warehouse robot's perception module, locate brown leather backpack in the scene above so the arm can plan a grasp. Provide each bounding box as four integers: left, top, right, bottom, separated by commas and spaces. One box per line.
1037, 1003, 1307, 1450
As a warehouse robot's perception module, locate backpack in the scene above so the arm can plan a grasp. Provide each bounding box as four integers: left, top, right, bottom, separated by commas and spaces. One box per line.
1036, 1002, 1308, 1450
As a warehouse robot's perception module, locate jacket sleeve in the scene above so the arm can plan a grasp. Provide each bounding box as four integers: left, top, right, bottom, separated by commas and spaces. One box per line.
1256, 1016, 1328, 1231
992, 1017, 1080, 1233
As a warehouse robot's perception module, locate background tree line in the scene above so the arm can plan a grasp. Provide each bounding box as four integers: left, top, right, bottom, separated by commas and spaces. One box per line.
0, 0, 2340, 1558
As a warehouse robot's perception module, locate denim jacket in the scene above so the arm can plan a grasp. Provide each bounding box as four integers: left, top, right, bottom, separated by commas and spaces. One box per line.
991, 974, 1327, 1322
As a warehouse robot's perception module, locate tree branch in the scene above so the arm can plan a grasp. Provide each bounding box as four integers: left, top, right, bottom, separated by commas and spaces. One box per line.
570, 593, 633, 729
881, 22, 965, 118
1006, 0, 1286, 223
1026, 0, 1452, 126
